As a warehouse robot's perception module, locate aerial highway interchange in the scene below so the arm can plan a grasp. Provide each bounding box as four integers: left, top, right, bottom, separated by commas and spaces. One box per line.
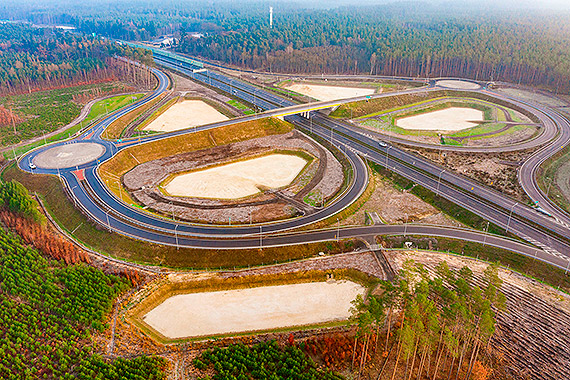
18, 46, 570, 271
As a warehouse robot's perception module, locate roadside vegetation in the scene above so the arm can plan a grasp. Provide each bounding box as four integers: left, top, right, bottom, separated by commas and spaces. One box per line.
0, 178, 166, 379
382, 236, 570, 294
537, 144, 570, 214
2, 163, 358, 269
368, 161, 508, 236
228, 99, 255, 115
100, 117, 292, 200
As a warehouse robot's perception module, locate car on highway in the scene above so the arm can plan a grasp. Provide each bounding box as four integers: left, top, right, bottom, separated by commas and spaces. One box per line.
28, 162, 36, 170
378, 141, 388, 148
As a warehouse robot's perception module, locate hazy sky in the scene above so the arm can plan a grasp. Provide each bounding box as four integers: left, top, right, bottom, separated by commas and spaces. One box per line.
4, 0, 570, 12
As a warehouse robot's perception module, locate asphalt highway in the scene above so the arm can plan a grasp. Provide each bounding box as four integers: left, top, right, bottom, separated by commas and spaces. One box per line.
16, 50, 570, 271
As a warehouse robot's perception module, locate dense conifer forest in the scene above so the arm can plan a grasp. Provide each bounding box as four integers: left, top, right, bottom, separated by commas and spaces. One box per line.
0, 179, 167, 379
3, 1, 570, 92
0, 22, 152, 95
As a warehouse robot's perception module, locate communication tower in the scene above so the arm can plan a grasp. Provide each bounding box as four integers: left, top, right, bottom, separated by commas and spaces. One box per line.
270, 7, 273, 28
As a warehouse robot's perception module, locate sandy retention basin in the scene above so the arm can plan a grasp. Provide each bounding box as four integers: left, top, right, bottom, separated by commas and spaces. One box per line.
396, 107, 484, 132
284, 83, 374, 101
143, 280, 365, 339
144, 100, 229, 132
164, 153, 307, 199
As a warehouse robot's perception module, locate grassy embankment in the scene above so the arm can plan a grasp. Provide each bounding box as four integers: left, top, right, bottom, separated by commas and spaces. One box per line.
129, 269, 379, 343
536, 144, 570, 214
0, 83, 131, 149
228, 99, 255, 115
100, 117, 292, 203
103, 93, 168, 140
360, 98, 498, 137
4, 90, 144, 159
2, 117, 358, 268
335, 92, 537, 146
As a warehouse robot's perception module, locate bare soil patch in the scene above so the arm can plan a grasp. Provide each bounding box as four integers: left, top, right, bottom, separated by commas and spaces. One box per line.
409, 147, 534, 203
341, 173, 463, 227
142, 280, 365, 339
396, 107, 484, 132
283, 83, 374, 101
164, 154, 307, 199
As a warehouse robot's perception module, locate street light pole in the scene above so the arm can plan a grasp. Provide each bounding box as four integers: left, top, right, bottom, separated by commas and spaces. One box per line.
506, 202, 518, 234
404, 213, 408, 237
547, 177, 553, 198
105, 210, 111, 231
483, 221, 489, 246
385, 146, 391, 170
175, 224, 179, 250
437, 169, 446, 196
337, 218, 340, 242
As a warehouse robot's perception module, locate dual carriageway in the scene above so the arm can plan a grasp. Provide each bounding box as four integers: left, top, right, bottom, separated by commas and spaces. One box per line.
17, 47, 570, 271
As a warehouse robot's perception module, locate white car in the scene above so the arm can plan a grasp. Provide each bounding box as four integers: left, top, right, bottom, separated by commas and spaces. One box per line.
378, 141, 388, 148
28, 162, 36, 170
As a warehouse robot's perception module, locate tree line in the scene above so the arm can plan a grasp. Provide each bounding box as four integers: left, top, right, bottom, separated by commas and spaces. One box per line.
0, 178, 166, 378
5, 2, 570, 92
0, 22, 153, 96
349, 259, 504, 379
176, 6, 570, 93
